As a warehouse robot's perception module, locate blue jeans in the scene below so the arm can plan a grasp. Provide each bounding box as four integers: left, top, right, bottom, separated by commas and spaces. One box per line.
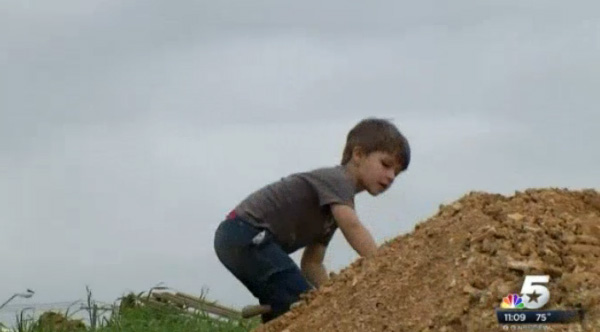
213, 215, 313, 323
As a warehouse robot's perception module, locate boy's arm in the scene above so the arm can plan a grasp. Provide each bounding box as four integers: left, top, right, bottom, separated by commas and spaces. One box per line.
300, 242, 329, 288
330, 204, 378, 258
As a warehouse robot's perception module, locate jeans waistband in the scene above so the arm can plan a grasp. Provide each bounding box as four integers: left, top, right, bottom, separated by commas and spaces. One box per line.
226, 209, 267, 231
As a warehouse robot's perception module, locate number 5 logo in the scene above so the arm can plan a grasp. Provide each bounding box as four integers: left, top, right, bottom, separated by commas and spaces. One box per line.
520, 275, 550, 309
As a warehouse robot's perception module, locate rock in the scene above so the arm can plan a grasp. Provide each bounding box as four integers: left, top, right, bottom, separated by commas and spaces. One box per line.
470, 226, 497, 243
507, 213, 524, 221
518, 242, 533, 256
507, 258, 546, 273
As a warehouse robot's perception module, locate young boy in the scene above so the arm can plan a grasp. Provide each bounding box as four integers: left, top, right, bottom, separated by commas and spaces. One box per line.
213, 118, 411, 323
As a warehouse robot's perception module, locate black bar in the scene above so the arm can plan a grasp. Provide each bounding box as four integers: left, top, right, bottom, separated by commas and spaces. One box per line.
496, 309, 583, 324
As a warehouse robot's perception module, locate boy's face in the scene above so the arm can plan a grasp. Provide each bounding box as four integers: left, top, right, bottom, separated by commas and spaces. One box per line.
353, 149, 402, 196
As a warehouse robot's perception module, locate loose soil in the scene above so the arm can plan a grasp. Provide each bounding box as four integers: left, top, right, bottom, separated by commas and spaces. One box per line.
254, 188, 600, 332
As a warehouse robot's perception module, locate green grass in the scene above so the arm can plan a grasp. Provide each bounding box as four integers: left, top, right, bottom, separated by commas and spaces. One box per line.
11, 305, 259, 332
94, 305, 259, 332
2, 287, 261, 332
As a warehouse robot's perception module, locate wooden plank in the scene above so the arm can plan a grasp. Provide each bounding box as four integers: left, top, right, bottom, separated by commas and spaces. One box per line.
175, 292, 241, 318
152, 293, 189, 309
141, 298, 196, 318
151, 292, 241, 319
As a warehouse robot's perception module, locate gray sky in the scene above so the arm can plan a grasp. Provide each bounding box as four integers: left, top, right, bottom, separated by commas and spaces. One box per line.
1, 0, 599, 323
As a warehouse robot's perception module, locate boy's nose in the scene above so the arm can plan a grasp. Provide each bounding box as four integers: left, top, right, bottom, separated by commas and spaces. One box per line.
386, 169, 396, 180
384, 171, 395, 185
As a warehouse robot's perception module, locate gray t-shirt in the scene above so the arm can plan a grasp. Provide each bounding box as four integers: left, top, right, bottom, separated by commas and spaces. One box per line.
233, 165, 356, 253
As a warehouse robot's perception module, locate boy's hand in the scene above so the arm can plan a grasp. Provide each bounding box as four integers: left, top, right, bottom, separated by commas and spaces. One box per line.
330, 204, 378, 258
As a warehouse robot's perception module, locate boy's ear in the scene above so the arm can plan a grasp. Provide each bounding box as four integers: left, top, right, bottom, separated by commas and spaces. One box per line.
351, 146, 365, 162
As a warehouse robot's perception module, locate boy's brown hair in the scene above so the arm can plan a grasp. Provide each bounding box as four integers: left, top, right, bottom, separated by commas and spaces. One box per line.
341, 118, 411, 171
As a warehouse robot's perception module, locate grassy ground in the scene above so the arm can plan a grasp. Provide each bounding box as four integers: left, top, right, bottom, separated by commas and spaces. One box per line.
2, 289, 261, 332
9, 305, 260, 332
96, 305, 259, 332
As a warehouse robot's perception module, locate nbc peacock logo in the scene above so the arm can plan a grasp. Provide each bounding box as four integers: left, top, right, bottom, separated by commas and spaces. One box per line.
500, 294, 525, 309
499, 275, 550, 310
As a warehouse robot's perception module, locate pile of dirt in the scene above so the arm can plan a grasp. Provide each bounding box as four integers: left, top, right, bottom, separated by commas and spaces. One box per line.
255, 188, 600, 332
35, 312, 86, 332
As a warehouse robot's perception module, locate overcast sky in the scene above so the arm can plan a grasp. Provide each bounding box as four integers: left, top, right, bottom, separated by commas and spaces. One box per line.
1, 0, 599, 324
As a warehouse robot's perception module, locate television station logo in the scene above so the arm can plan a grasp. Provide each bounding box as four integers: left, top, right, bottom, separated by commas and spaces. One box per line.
495, 275, 584, 326
501, 276, 550, 310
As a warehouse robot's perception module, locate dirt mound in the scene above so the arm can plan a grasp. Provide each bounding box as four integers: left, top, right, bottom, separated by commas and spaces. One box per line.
254, 188, 600, 332
35, 312, 86, 332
